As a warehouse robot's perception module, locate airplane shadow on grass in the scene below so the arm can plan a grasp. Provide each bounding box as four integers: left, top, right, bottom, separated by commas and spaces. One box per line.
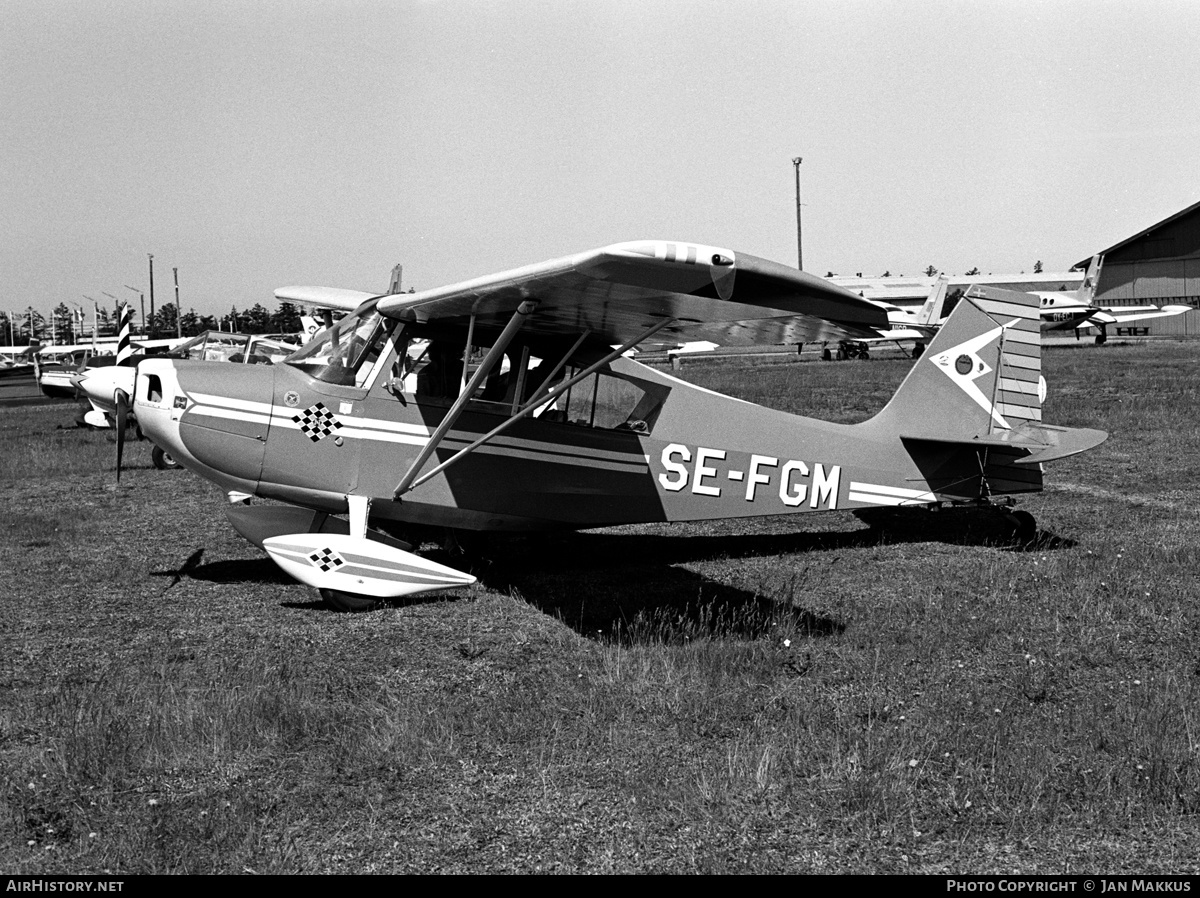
469, 508, 1075, 644
150, 507, 1073, 643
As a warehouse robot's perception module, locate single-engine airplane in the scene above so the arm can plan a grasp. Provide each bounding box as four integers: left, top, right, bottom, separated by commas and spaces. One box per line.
827, 276, 950, 360
131, 240, 1108, 611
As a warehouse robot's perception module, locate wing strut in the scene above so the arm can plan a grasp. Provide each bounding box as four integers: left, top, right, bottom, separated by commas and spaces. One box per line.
392, 301, 537, 499
399, 317, 676, 496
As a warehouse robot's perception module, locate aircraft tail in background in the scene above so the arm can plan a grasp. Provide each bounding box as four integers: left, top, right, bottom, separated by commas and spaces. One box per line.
868, 283, 1106, 467
916, 275, 950, 327
1077, 255, 1102, 305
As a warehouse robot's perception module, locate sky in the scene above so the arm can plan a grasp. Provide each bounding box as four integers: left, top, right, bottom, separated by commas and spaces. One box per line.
4, 0, 1200, 321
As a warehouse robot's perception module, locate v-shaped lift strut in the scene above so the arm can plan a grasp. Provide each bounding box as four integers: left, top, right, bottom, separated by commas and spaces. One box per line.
391, 306, 675, 500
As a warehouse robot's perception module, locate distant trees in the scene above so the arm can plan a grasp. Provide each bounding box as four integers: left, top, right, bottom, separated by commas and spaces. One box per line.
924, 265, 939, 277
273, 301, 302, 334
151, 302, 179, 337
22, 296, 327, 344
1034, 260, 1043, 273
179, 308, 201, 336
51, 303, 78, 343
17, 309, 45, 344
965, 267, 981, 276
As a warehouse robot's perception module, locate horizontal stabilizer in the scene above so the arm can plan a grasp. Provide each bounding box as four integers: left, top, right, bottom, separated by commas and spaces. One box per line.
904, 422, 1108, 465
263, 533, 476, 599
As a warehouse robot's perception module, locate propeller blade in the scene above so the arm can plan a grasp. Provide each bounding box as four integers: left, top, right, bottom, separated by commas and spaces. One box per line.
115, 388, 129, 482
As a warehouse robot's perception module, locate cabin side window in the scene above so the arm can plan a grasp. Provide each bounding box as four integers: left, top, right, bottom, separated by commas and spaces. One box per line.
391, 328, 664, 433
554, 370, 657, 433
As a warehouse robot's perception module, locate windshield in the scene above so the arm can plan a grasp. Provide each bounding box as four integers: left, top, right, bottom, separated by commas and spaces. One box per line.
284, 304, 389, 386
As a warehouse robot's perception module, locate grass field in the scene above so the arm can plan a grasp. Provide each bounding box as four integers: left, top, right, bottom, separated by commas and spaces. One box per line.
3, 341, 1200, 873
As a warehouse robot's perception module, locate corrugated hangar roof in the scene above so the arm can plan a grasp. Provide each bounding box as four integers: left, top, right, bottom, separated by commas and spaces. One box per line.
1075, 197, 1200, 269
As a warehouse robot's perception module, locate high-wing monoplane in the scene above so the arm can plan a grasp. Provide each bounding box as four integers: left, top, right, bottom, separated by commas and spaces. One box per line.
132, 240, 1108, 611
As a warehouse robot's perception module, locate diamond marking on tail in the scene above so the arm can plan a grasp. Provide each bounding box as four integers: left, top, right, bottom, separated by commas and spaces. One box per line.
929, 318, 1021, 429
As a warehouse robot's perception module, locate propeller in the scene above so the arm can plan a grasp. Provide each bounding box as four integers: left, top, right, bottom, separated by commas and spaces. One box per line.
115, 388, 130, 482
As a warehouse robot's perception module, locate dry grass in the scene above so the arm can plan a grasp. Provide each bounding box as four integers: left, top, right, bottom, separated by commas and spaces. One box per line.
3, 341, 1200, 873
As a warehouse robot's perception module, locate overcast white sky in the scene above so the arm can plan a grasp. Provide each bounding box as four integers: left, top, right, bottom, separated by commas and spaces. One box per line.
4, 0, 1199, 319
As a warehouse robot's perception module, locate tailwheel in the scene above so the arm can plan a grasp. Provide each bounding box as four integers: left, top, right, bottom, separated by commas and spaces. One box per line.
151, 444, 182, 470
1006, 509, 1038, 546
319, 588, 383, 614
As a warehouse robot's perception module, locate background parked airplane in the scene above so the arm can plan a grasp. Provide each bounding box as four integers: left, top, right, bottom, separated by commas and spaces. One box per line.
825, 276, 949, 360
1032, 256, 1189, 343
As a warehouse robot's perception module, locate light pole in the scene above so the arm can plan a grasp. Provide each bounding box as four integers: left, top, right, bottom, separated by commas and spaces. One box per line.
792, 156, 803, 271
124, 285, 145, 336
173, 267, 181, 338
65, 300, 84, 344
82, 295, 101, 349
147, 254, 156, 338
101, 291, 121, 341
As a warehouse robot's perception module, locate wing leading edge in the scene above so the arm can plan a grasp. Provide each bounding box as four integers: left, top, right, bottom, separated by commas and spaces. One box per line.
374, 241, 890, 346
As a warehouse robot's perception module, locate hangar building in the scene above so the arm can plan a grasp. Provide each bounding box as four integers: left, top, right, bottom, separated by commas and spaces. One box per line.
1077, 198, 1200, 336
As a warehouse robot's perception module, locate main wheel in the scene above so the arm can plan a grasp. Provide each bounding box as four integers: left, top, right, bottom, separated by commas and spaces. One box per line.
319, 588, 382, 613
1007, 509, 1038, 545
151, 444, 181, 470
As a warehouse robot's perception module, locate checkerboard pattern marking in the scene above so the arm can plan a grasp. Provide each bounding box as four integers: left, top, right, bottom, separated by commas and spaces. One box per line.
293, 402, 343, 442
307, 547, 346, 572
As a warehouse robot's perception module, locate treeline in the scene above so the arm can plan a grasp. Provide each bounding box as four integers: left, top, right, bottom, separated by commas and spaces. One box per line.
1, 301, 306, 346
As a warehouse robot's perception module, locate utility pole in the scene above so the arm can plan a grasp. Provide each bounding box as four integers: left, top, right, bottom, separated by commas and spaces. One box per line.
173, 267, 181, 338
84, 296, 99, 349
792, 156, 803, 271
148, 254, 157, 338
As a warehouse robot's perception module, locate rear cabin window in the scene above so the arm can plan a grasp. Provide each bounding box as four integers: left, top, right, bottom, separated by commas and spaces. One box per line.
391, 330, 663, 433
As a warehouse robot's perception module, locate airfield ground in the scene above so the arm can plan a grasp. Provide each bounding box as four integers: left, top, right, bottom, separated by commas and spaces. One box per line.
3, 341, 1200, 873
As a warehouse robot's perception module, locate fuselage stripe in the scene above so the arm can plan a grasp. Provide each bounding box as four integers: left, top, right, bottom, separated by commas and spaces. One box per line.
182, 397, 654, 473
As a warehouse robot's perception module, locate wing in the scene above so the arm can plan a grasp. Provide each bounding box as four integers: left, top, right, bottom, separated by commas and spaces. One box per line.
374, 241, 889, 346
1088, 305, 1192, 326
274, 286, 380, 312
861, 326, 929, 344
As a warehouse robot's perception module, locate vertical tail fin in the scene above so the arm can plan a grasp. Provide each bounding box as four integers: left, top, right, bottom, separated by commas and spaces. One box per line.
916, 275, 950, 326
869, 284, 1043, 440
1077, 255, 1102, 305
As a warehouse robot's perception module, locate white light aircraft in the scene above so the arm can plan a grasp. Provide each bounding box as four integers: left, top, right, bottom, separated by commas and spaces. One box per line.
1035, 256, 1190, 343
825, 276, 949, 360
